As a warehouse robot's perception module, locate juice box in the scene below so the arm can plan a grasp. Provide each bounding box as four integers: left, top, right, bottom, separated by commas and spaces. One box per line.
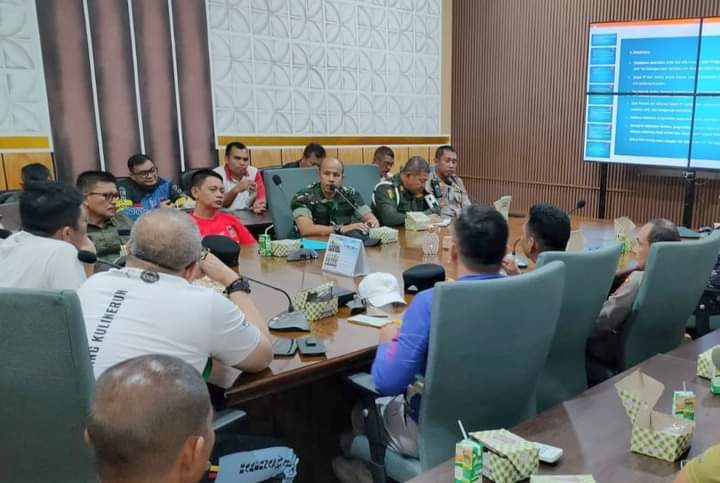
454, 438, 483, 483
672, 390, 695, 421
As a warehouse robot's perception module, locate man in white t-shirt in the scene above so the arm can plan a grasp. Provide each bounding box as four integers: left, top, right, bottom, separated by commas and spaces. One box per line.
0, 181, 95, 290
214, 142, 267, 213
78, 207, 272, 378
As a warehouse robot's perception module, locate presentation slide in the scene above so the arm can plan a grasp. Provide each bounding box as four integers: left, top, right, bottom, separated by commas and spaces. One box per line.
583, 18, 720, 170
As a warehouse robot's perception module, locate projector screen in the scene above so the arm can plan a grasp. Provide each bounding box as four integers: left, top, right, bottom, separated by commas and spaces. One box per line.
583, 18, 720, 170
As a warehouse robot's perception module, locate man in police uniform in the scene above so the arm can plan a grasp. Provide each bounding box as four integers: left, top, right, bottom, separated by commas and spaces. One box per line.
76, 171, 133, 262
373, 156, 441, 227
429, 145, 471, 217
291, 158, 379, 237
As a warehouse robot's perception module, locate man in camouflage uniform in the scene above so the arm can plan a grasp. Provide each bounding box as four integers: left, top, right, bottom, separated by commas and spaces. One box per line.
373, 156, 441, 227
291, 158, 379, 237
428, 145, 472, 217
76, 171, 133, 262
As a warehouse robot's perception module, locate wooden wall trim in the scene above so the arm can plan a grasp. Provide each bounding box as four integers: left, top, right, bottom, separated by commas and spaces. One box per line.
452, 0, 720, 226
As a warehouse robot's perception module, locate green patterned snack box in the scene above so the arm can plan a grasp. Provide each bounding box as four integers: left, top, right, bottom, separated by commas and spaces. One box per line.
469, 429, 539, 483
530, 476, 596, 483
368, 226, 399, 244
615, 371, 694, 462
270, 239, 302, 257
290, 282, 338, 322
695, 345, 720, 379
454, 439, 483, 483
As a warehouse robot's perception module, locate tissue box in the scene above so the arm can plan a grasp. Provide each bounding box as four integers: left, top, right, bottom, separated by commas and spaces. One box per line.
290, 282, 338, 321
271, 239, 302, 257
469, 429, 539, 483
405, 212, 431, 231
615, 371, 694, 462
696, 345, 720, 379
368, 226, 399, 244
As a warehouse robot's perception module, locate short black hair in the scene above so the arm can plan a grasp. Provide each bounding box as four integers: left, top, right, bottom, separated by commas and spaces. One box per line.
20, 182, 84, 236
21, 163, 51, 187
225, 142, 248, 158
402, 156, 431, 174
454, 205, 508, 269
526, 204, 571, 252
87, 355, 211, 482
127, 153, 154, 172
374, 146, 394, 159
303, 143, 326, 159
191, 169, 223, 189
647, 219, 680, 244
76, 171, 117, 194
435, 145, 456, 160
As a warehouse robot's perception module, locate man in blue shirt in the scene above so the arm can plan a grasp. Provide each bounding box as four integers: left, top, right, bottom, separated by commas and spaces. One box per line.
362, 205, 508, 459
117, 154, 186, 220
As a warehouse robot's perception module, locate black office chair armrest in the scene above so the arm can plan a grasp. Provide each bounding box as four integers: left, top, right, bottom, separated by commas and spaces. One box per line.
347, 372, 386, 483
348, 372, 380, 396
212, 408, 247, 432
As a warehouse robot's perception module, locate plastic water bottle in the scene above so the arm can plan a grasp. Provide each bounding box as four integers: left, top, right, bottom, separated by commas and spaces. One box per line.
422, 227, 440, 256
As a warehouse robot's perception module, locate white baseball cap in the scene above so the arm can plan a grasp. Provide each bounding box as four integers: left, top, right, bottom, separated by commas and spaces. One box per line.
359, 273, 406, 307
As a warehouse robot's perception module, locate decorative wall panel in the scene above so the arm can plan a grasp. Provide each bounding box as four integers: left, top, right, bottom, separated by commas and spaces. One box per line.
0, 1, 52, 152
206, 0, 442, 143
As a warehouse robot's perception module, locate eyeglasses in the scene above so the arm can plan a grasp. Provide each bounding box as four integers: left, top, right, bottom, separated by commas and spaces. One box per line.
132, 167, 158, 177
87, 192, 120, 201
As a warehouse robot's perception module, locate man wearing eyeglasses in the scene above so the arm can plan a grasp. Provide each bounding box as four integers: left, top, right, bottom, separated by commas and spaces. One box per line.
118, 154, 185, 221
77, 171, 133, 262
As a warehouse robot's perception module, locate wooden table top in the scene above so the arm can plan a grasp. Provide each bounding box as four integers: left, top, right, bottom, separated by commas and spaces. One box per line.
228, 208, 272, 228
409, 332, 720, 483
225, 216, 624, 404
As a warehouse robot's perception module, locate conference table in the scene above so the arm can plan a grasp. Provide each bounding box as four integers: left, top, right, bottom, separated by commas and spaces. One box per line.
408, 332, 720, 483
225, 216, 628, 404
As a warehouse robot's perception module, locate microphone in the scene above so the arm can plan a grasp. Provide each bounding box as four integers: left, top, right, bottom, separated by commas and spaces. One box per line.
328, 183, 363, 217
243, 274, 310, 332
272, 174, 292, 210
77, 250, 123, 270
273, 173, 317, 260
568, 199, 586, 216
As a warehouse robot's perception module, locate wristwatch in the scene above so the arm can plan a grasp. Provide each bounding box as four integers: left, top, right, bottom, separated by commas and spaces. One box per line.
225, 277, 251, 295
334, 224, 343, 234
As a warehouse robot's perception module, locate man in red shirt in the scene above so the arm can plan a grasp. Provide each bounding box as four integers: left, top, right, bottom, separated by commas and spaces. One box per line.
189, 170, 256, 245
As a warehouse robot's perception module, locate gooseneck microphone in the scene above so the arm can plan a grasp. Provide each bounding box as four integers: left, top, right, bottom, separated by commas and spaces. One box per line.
77, 250, 122, 270
328, 183, 363, 217
272, 174, 292, 209
568, 199, 586, 216
242, 274, 310, 332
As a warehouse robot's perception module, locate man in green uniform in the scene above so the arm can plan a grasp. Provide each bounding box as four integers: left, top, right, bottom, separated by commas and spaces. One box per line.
76, 171, 133, 262
291, 158, 379, 237
373, 156, 441, 227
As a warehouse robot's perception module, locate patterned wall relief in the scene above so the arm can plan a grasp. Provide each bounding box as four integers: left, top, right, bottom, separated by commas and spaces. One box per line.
0, 0, 52, 150
207, 0, 441, 141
